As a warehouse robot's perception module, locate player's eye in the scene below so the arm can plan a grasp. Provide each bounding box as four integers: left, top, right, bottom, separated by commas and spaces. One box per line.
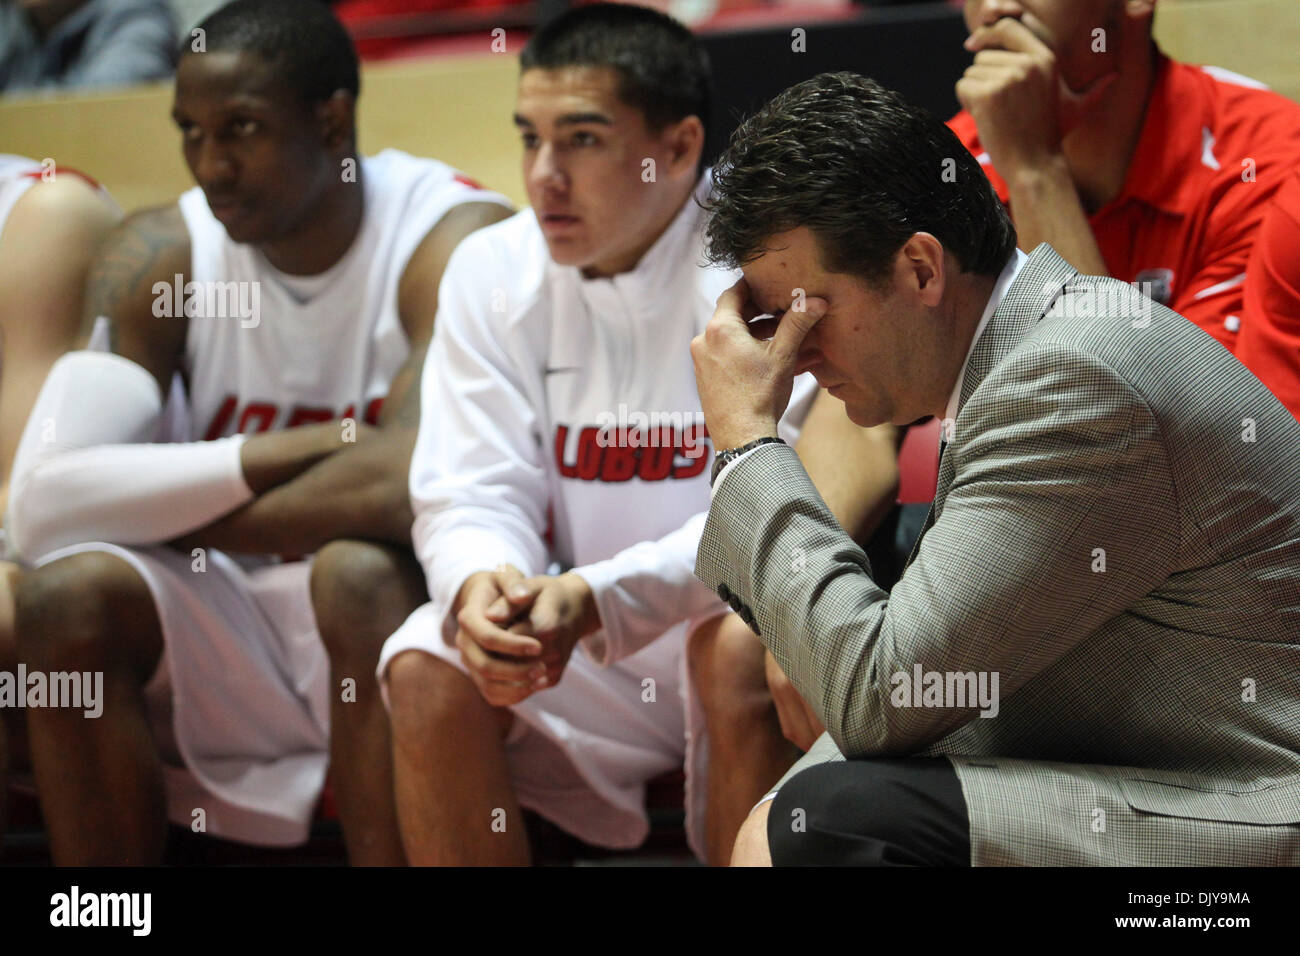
231, 118, 260, 136
571, 131, 599, 147
520, 132, 539, 149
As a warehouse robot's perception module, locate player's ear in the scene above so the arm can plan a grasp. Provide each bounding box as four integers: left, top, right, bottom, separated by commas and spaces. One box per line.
661, 115, 704, 179
317, 89, 356, 153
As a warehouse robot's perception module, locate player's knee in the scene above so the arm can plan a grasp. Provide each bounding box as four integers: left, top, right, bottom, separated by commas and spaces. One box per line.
15, 551, 155, 674
311, 539, 415, 657
387, 650, 508, 744
688, 613, 771, 722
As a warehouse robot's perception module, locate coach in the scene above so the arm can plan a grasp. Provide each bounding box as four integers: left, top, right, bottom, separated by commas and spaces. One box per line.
690, 72, 1300, 866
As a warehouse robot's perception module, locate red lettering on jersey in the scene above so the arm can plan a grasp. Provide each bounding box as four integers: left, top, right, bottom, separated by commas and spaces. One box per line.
205, 397, 378, 439
204, 394, 238, 440
553, 423, 713, 482
599, 429, 638, 482
285, 405, 335, 428
673, 422, 711, 479
637, 439, 675, 482
237, 401, 278, 434
555, 425, 578, 478
575, 426, 602, 480
453, 173, 484, 190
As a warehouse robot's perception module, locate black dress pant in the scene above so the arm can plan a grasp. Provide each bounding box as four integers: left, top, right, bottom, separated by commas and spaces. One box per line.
768, 756, 971, 866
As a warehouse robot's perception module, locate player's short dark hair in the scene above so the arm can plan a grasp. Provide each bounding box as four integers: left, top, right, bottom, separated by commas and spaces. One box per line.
182, 0, 361, 104
705, 72, 1017, 283
520, 3, 712, 139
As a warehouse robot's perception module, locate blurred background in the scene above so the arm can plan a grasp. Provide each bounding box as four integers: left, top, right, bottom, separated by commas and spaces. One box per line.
1, 0, 1297, 229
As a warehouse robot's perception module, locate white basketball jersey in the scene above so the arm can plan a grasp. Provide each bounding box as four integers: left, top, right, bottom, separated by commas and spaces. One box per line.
0, 155, 42, 233
176, 149, 510, 441
0, 155, 114, 236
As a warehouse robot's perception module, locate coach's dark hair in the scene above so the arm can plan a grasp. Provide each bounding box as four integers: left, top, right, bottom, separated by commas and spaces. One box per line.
182, 0, 360, 104
520, 3, 712, 141
705, 72, 1016, 283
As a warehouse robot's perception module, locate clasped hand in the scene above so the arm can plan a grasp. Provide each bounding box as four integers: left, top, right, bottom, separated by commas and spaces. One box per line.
452, 564, 600, 707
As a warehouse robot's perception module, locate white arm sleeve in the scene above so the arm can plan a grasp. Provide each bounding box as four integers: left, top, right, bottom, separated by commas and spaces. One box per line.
5, 350, 254, 562
410, 244, 550, 644
574, 371, 823, 666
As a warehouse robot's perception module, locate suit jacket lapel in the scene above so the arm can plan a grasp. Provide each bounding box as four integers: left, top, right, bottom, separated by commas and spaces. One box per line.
902, 245, 1078, 571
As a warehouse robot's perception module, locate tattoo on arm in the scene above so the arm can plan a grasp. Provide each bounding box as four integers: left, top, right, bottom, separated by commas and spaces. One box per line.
80, 206, 190, 384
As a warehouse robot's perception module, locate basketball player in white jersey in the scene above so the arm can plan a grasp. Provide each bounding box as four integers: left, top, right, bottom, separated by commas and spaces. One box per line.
0, 157, 119, 851
6, 0, 511, 864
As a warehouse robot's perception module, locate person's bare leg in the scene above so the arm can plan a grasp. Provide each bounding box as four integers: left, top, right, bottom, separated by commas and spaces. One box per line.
15, 551, 167, 865
688, 613, 800, 865
731, 799, 774, 866
387, 650, 526, 865
0, 562, 21, 851
311, 539, 426, 866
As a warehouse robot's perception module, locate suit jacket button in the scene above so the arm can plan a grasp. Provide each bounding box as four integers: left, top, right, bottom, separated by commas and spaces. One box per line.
717, 583, 732, 601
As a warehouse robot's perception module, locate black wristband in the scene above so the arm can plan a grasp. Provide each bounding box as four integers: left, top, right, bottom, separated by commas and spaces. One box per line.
710, 436, 786, 486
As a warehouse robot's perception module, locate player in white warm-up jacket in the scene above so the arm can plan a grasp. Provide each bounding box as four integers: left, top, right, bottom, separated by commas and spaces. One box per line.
5, 1, 511, 864
379, 174, 816, 857
366, 5, 818, 864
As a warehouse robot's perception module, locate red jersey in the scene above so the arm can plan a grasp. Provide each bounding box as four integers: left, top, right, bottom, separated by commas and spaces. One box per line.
949, 52, 1300, 374
1236, 167, 1300, 417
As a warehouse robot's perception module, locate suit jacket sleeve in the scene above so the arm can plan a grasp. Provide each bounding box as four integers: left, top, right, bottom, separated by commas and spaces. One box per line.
695, 343, 1181, 758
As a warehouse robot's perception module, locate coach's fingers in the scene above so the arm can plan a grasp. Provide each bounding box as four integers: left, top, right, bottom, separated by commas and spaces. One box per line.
714, 277, 760, 324
745, 315, 780, 341
770, 296, 827, 367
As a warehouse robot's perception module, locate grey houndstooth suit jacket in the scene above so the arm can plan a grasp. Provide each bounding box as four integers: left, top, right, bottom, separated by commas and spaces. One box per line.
695, 244, 1300, 866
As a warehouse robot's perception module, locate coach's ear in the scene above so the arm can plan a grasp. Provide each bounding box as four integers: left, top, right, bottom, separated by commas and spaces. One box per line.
661, 114, 705, 179
899, 232, 946, 308
318, 89, 357, 153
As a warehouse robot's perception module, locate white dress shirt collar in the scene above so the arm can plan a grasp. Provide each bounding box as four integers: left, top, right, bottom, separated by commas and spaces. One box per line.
943, 247, 1028, 428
